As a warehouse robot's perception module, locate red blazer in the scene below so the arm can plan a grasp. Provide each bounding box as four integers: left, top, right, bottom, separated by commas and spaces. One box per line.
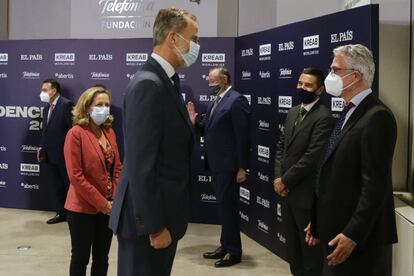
64, 124, 122, 214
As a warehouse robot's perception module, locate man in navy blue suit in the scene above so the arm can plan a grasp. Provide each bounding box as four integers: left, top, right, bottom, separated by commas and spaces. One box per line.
109, 7, 199, 276
37, 79, 73, 224
188, 67, 251, 267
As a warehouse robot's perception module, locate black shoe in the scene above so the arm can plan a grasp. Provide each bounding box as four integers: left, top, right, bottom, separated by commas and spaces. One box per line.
214, 253, 241, 268
46, 214, 66, 224
203, 247, 227, 259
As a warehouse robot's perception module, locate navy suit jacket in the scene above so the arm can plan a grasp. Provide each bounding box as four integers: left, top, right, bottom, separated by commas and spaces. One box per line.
199, 89, 250, 173
109, 57, 194, 241
40, 95, 74, 164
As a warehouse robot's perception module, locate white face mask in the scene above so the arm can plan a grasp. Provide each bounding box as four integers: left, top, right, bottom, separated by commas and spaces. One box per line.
174, 33, 200, 67
90, 106, 110, 126
324, 71, 356, 97
40, 91, 50, 103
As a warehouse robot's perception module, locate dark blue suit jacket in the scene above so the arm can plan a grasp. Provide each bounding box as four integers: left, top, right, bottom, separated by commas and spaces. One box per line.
200, 89, 250, 173
40, 96, 74, 164
109, 57, 194, 241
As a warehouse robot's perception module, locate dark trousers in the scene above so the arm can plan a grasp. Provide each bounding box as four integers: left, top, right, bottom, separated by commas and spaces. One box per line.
322, 244, 392, 276
45, 162, 69, 216
117, 234, 178, 276
283, 202, 323, 276
67, 211, 113, 276
212, 172, 242, 257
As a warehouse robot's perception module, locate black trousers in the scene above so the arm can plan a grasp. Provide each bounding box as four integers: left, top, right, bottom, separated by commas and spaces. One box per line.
117, 234, 178, 276
283, 202, 323, 276
67, 211, 113, 276
44, 162, 69, 216
322, 244, 392, 276
212, 172, 242, 257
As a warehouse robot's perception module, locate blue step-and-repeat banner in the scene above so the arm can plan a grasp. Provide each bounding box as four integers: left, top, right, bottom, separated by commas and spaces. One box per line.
0, 5, 378, 259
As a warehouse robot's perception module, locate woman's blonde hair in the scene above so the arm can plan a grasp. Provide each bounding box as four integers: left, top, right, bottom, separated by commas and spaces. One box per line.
72, 86, 114, 128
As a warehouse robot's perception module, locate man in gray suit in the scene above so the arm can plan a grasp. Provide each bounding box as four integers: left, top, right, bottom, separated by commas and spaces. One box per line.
109, 7, 199, 276
274, 68, 334, 276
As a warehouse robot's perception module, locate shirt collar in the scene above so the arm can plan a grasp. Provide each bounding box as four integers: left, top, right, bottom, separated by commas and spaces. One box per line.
151, 52, 175, 79
217, 86, 232, 100
51, 95, 59, 106
349, 88, 372, 107
301, 97, 319, 112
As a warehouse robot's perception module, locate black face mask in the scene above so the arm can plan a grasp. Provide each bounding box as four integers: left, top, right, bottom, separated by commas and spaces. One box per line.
208, 84, 221, 95
298, 88, 318, 104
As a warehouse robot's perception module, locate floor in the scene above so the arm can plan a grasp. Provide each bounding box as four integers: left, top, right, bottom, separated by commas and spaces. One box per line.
0, 208, 290, 276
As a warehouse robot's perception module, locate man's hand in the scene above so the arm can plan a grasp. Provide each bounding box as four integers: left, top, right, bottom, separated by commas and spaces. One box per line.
186, 101, 198, 125
327, 233, 356, 266
102, 201, 112, 215
236, 168, 247, 183
304, 223, 320, 246
273, 178, 289, 197
149, 228, 172, 249
37, 148, 45, 162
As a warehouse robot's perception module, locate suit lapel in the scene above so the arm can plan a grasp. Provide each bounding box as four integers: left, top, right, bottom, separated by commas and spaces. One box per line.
323, 94, 376, 164
41, 105, 49, 132
147, 57, 194, 132
286, 102, 319, 149
44, 97, 62, 130
207, 90, 232, 129
85, 128, 106, 170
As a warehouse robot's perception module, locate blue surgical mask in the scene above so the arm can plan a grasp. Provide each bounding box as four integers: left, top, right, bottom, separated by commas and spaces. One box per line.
90, 106, 110, 125
174, 33, 200, 67
208, 83, 221, 95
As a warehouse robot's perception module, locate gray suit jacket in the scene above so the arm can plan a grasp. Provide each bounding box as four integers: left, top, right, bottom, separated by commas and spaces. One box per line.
274, 100, 334, 209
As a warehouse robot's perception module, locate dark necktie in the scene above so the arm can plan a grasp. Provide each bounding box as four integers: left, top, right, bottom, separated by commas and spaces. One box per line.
294, 106, 307, 127
209, 96, 221, 118
171, 73, 185, 104
323, 102, 354, 161
316, 102, 354, 196
171, 73, 181, 94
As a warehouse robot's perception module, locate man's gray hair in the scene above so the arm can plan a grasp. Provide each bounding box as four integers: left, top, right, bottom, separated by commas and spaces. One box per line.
153, 7, 197, 46
333, 44, 375, 87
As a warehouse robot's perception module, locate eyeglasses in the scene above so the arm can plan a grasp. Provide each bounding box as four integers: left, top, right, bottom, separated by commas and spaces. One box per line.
328, 67, 354, 74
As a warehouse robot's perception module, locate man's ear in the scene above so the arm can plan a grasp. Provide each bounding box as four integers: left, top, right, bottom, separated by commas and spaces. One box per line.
166, 32, 177, 48
316, 85, 324, 96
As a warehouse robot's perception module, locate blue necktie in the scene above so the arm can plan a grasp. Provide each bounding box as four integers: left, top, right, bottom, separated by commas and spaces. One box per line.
316, 102, 354, 195
322, 102, 354, 163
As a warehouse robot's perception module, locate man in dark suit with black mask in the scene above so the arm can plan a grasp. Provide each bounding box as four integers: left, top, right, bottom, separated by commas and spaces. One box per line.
109, 7, 199, 276
306, 44, 398, 276
274, 68, 334, 276
37, 78, 74, 224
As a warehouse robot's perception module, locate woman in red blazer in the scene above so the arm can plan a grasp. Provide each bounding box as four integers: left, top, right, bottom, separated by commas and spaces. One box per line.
64, 86, 122, 276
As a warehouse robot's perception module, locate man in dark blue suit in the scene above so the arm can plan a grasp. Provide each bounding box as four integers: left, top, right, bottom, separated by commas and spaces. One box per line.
188, 67, 251, 267
109, 7, 199, 276
37, 79, 73, 224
